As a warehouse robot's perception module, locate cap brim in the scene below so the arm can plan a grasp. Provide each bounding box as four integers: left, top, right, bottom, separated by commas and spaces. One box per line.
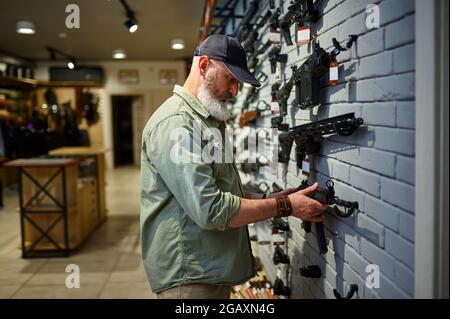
223, 62, 261, 87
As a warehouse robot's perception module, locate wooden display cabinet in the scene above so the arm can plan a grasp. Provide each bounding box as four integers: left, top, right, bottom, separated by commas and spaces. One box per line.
48, 147, 107, 223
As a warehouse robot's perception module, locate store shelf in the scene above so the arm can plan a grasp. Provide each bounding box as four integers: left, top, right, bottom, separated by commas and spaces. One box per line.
0, 75, 103, 90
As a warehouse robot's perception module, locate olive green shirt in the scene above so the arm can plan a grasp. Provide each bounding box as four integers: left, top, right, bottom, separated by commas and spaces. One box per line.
140, 85, 256, 293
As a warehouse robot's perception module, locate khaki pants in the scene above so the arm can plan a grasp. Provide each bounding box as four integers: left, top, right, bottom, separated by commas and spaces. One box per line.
157, 283, 232, 299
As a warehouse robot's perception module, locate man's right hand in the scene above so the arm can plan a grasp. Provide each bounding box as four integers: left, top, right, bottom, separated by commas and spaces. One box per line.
288, 183, 328, 222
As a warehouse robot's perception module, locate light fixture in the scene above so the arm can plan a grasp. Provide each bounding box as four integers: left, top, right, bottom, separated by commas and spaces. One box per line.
120, 0, 138, 33
67, 58, 76, 69
113, 49, 127, 59
171, 39, 185, 50
125, 18, 138, 33
17, 21, 35, 34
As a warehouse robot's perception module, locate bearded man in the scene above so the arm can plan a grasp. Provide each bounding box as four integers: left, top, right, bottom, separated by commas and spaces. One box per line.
140, 34, 327, 299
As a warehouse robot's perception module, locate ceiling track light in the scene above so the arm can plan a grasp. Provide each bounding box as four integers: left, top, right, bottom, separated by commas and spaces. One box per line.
119, 0, 138, 33
45, 46, 78, 69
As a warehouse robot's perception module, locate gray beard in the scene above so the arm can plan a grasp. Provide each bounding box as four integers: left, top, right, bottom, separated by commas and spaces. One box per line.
197, 82, 231, 122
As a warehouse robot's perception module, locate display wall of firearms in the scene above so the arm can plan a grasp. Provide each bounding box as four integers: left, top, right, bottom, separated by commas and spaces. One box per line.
278, 112, 364, 168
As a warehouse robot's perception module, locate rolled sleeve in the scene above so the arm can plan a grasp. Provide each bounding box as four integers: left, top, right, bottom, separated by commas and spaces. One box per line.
144, 114, 241, 231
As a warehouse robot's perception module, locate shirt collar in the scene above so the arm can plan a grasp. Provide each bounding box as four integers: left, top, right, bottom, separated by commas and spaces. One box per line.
173, 85, 210, 119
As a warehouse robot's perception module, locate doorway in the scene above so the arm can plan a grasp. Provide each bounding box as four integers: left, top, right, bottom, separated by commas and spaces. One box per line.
112, 96, 135, 167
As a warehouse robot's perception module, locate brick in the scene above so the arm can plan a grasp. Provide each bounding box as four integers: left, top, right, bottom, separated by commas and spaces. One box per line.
321, 83, 349, 104
398, 211, 414, 242
364, 194, 400, 232
355, 213, 385, 247
349, 166, 380, 197
317, 103, 362, 120
385, 228, 414, 269
357, 51, 393, 79
360, 237, 395, 280
327, 0, 378, 30
360, 147, 396, 177
393, 43, 415, 73
396, 155, 415, 185
318, 26, 340, 51
374, 127, 415, 156
344, 245, 370, 278
364, 286, 382, 299
332, 180, 366, 212
357, 28, 384, 57
377, 272, 411, 298
380, 177, 415, 213
322, 263, 338, 288
394, 260, 415, 296
356, 73, 415, 101
335, 219, 360, 252
385, 15, 415, 49
396, 101, 415, 129
339, 11, 368, 38
313, 155, 333, 177
323, 279, 338, 299
318, 159, 343, 182
380, 0, 415, 26
361, 102, 396, 127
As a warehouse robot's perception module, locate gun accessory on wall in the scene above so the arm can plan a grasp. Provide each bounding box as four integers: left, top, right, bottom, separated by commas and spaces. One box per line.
298, 179, 359, 218
278, 112, 364, 168
238, 101, 270, 127
279, 0, 318, 46
242, 10, 273, 53
248, 40, 272, 70
298, 179, 360, 254
236, 0, 260, 42
268, 45, 287, 74
295, 37, 358, 109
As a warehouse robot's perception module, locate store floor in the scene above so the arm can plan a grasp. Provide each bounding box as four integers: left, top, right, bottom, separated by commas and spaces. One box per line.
0, 166, 157, 299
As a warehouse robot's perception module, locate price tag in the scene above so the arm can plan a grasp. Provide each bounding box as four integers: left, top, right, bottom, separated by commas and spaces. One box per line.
297, 25, 311, 46
301, 159, 310, 176
270, 28, 281, 44
275, 63, 281, 81
329, 61, 339, 85
271, 100, 280, 112
272, 233, 285, 245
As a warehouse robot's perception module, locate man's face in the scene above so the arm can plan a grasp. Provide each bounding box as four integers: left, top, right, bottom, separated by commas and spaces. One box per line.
203, 59, 239, 103
197, 58, 240, 121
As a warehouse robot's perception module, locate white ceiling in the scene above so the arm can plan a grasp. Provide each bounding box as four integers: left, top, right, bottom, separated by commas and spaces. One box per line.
0, 0, 205, 62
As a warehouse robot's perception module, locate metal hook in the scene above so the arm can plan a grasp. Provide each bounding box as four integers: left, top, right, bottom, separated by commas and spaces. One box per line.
334, 284, 358, 299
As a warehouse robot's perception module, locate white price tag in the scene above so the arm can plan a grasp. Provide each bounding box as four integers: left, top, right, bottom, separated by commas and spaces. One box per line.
275, 63, 281, 81
301, 160, 310, 176
269, 28, 281, 44
329, 64, 339, 82
271, 101, 280, 112
297, 26, 310, 46
272, 233, 285, 244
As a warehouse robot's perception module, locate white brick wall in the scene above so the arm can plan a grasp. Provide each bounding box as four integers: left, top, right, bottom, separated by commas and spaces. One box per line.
228, 0, 415, 298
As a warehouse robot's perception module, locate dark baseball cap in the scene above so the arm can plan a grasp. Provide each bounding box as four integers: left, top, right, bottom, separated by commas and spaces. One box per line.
194, 34, 261, 87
